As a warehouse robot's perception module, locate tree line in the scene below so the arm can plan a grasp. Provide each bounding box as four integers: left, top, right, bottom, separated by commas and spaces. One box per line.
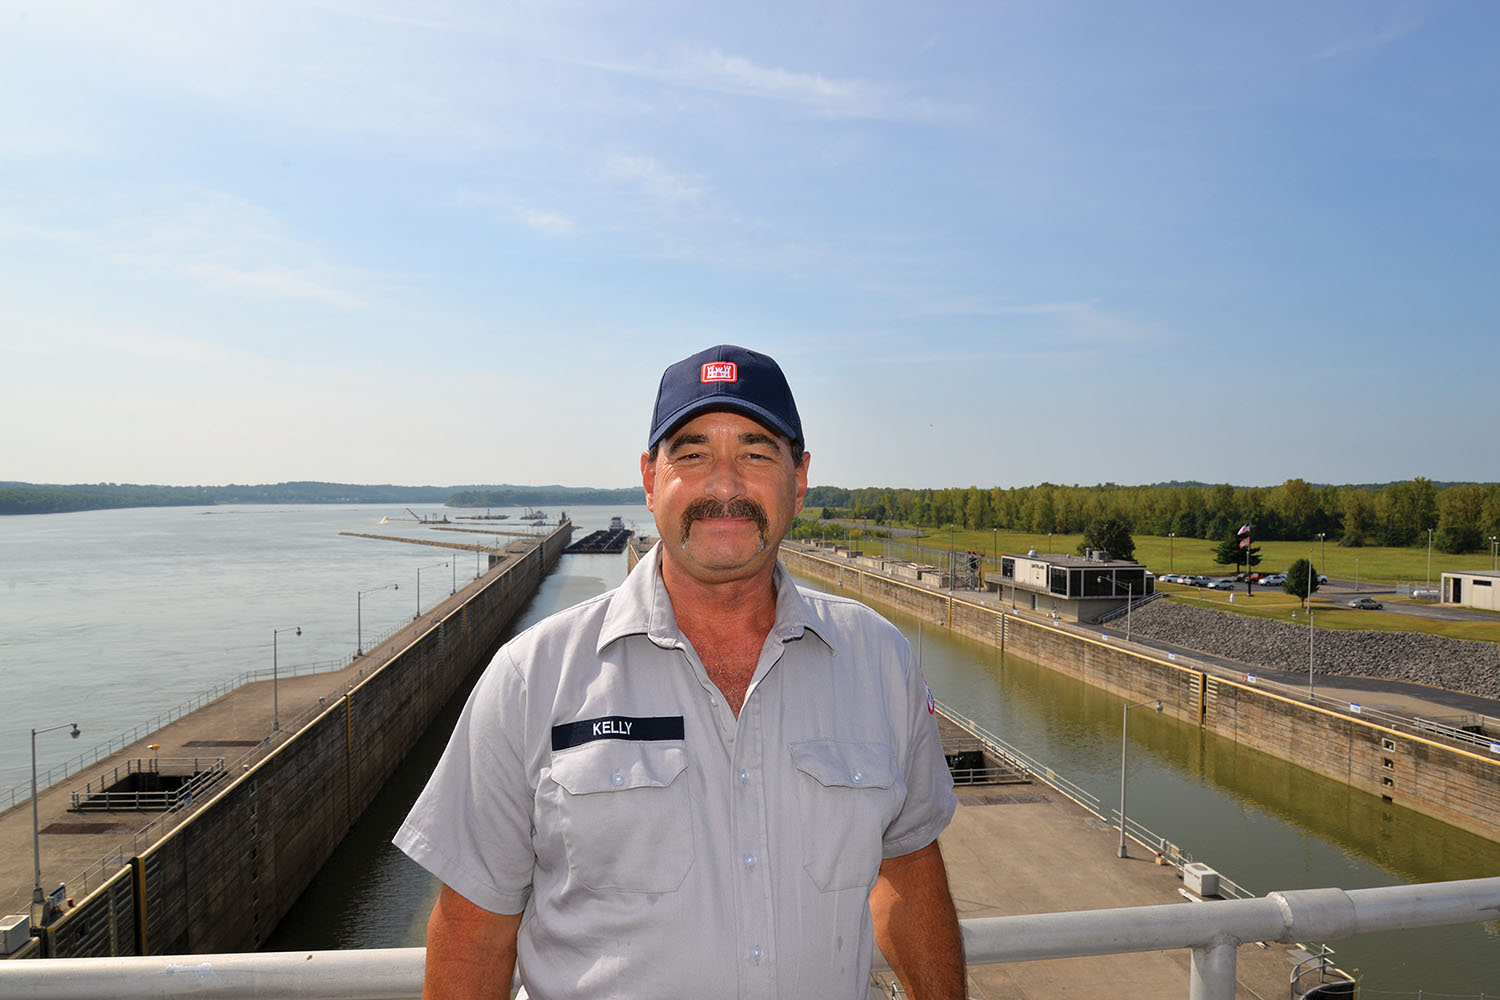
804, 478, 1500, 554
447, 486, 645, 507
0, 481, 645, 516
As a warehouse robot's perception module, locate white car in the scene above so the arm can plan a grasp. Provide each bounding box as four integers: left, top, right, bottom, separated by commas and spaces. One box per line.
1209, 578, 1237, 590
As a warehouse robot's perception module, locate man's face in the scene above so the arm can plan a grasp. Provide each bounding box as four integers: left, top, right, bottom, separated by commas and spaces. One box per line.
641, 411, 810, 586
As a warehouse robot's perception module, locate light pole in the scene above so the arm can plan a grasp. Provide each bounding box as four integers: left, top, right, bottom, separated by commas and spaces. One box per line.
32, 721, 81, 926
357, 582, 399, 655
272, 625, 301, 732
1047, 531, 1053, 556
1427, 527, 1434, 594
1126, 583, 1133, 642
916, 616, 944, 671
1308, 548, 1315, 699
1317, 532, 1326, 583
948, 525, 955, 603
1168, 532, 1175, 574
416, 562, 449, 619
1491, 535, 1498, 571
1118, 699, 1162, 858
1355, 557, 1360, 594
1308, 604, 1316, 699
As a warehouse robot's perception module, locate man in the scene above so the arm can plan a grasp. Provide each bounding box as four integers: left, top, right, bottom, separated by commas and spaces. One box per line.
395, 345, 964, 999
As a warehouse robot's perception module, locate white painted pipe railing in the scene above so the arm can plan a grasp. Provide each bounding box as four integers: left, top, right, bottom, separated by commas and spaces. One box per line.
5, 877, 1499, 1000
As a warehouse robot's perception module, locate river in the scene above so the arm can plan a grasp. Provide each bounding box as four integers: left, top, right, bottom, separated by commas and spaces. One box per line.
4, 504, 1496, 993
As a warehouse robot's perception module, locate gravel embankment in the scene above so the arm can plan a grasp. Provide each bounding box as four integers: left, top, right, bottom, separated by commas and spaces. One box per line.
1123, 599, 1500, 701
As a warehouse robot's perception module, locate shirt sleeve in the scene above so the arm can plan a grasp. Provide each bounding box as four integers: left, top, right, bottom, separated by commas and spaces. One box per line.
881, 631, 958, 859
393, 645, 536, 915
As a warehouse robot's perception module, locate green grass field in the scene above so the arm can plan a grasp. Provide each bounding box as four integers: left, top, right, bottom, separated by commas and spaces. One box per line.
796, 515, 1500, 644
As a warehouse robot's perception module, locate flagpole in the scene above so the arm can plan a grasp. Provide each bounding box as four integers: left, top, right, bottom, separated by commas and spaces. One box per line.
1238, 523, 1254, 596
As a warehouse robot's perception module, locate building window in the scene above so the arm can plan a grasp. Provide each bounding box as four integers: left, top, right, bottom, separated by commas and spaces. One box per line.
1083, 572, 1115, 597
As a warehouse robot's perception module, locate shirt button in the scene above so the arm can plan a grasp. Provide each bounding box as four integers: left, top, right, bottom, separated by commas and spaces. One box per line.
743, 853, 757, 870
851, 770, 863, 784
737, 768, 749, 784
750, 945, 763, 964
611, 771, 624, 787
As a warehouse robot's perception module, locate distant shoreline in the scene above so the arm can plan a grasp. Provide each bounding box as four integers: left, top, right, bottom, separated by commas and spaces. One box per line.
0, 481, 645, 516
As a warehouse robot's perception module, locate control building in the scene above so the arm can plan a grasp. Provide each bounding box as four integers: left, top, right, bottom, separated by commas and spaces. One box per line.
995, 548, 1154, 623
1440, 570, 1500, 612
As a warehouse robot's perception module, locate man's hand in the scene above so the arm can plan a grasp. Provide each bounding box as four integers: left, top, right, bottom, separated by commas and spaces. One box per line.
422, 884, 522, 999
870, 840, 966, 1000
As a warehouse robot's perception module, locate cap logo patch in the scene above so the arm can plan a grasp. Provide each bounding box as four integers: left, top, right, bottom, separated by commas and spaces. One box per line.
701, 362, 737, 383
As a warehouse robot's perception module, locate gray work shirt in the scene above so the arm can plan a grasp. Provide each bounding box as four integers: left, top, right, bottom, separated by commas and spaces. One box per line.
394, 543, 956, 1000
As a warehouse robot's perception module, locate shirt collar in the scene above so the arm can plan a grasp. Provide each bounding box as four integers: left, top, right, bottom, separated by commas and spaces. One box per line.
597, 541, 836, 655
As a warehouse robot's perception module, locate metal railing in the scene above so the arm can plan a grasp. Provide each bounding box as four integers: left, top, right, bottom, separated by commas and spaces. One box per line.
934, 701, 1258, 900
4, 878, 1499, 999
936, 701, 1103, 818
0, 607, 437, 815
0, 664, 382, 918
70, 758, 228, 812
2, 657, 344, 812
1095, 590, 1165, 623
1411, 716, 1499, 752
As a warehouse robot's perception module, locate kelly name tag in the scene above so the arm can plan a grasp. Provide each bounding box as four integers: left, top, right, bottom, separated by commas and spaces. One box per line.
551, 715, 685, 751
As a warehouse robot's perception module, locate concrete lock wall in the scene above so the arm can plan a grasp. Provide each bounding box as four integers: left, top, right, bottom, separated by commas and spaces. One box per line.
780, 546, 1500, 846
44, 525, 571, 959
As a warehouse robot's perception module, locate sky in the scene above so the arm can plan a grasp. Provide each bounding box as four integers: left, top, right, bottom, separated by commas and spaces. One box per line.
2, 1, 1496, 491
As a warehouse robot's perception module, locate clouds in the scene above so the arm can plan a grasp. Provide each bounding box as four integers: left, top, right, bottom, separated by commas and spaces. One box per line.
3, 183, 373, 312
1313, 15, 1427, 62
576, 44, 947, 122
514, 207, 577, 237
602, 154, 706, 207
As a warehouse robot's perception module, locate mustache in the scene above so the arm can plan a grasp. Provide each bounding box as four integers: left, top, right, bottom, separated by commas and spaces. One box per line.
680, 496, 770, 540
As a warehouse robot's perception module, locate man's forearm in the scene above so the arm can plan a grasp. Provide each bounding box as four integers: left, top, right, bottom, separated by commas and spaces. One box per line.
423, 884, 522, 999
870, 840, 965, 1000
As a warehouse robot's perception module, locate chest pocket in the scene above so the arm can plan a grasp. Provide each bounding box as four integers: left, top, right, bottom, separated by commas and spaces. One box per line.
789, 739, 901, 892
548, 741, 694, 893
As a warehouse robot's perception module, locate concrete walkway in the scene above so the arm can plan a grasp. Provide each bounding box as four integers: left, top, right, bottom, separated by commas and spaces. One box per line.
0, 546, 527, 925
923, 782, 1310, 999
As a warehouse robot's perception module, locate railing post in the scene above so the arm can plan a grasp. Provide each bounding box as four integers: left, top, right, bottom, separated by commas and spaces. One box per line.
1189, 940, 1237, 1000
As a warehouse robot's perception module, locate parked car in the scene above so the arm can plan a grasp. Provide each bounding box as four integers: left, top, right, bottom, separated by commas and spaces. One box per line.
1260, 573, 1286, 586
1209, 577, 1237, 590
1348, 597, 1384, 610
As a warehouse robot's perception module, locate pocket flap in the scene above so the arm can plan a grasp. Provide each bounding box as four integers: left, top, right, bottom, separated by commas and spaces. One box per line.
550, 741, 687, 796
789, 740, 896, 790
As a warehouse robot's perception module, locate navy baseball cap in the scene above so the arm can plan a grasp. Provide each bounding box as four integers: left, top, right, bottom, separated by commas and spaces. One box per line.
648, 345, 803, 450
